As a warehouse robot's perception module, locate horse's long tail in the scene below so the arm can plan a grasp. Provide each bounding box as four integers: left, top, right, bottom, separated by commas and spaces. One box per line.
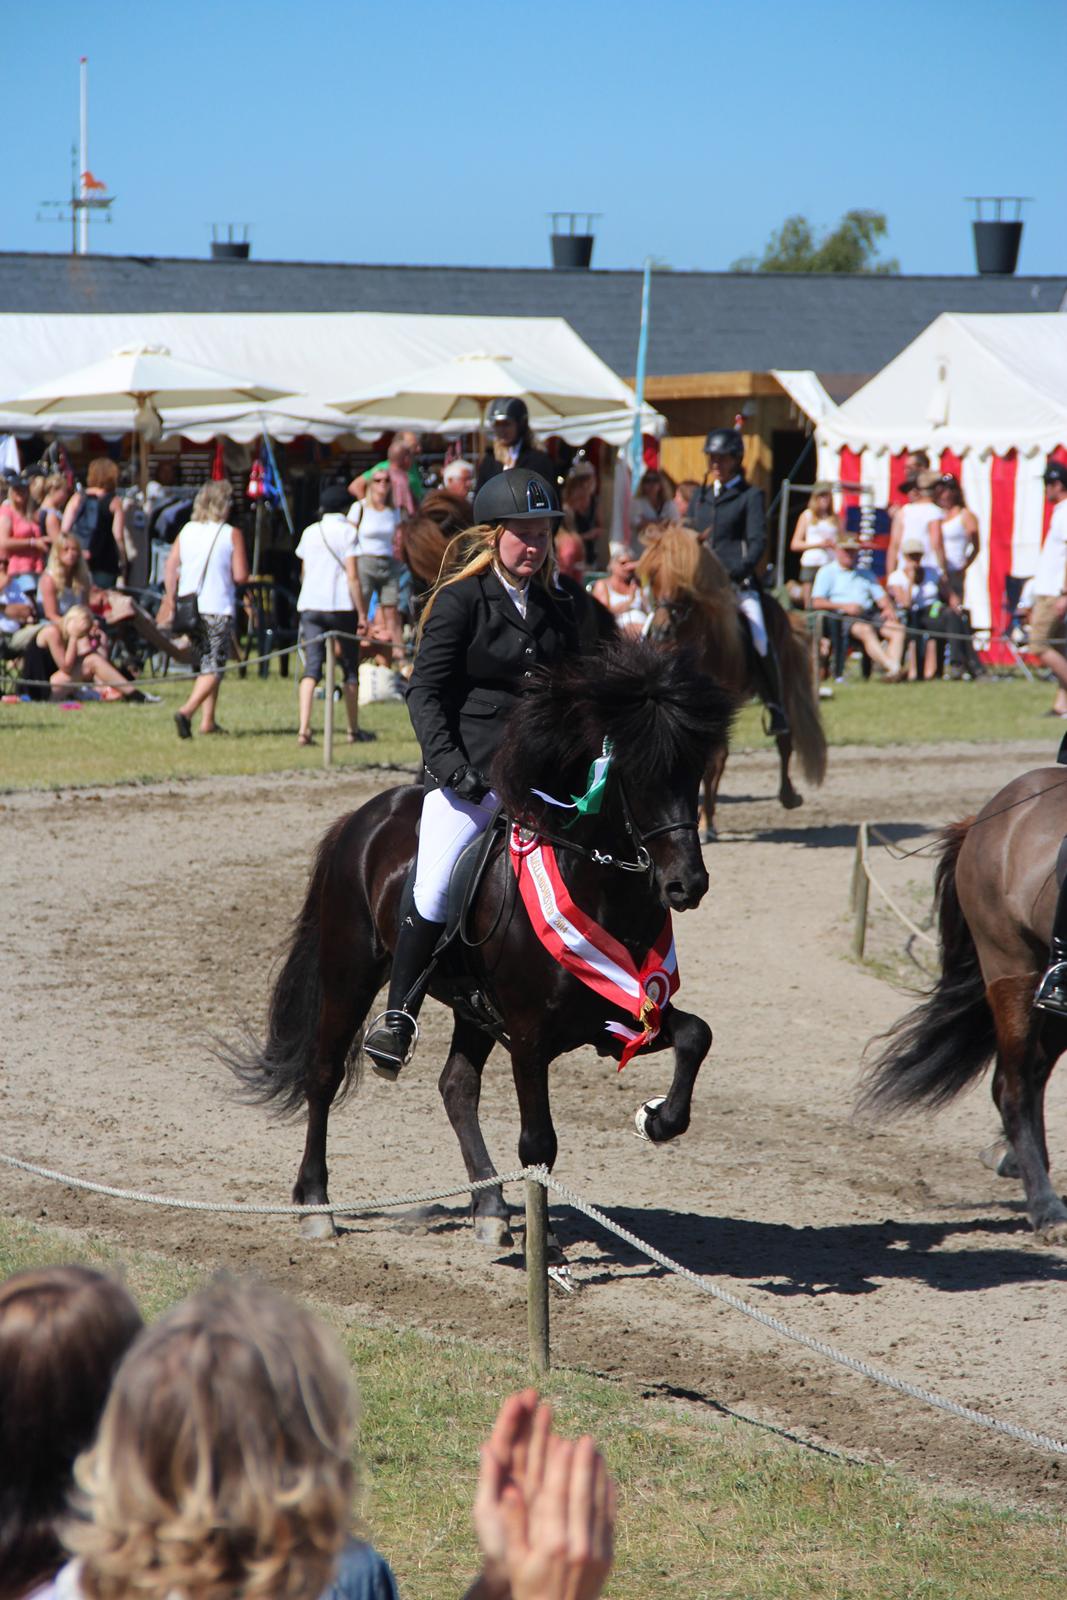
776, 608, 827, 786
226, 815, 350, 1118
859, 818, 996, 1114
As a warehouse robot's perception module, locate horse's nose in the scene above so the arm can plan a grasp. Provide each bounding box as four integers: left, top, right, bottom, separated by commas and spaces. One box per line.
664, 868, 708, 911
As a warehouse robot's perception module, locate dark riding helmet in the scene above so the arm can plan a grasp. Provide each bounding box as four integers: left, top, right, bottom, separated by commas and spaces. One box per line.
703, 427, 744, 458
473, 467, 564, 526
486, 396, 529, 434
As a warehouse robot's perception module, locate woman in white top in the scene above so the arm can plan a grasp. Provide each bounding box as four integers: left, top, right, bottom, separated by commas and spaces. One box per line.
163, 478, 249, 738
294, 482, 370, 747
886, 469, 948, 581
591, 542, 650, 636
932, 474, 980, 595
790, 483, 840, 606
352, 464, 404, 662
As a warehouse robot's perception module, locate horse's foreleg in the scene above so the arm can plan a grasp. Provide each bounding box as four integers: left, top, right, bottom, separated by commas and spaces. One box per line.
438, 1020, 513, 1248
989, 976, 1067, 1242
775, 729, 803, 811
635, 1006, 711, 1144
295, 950, 386, 1240
702, 749, 727, 843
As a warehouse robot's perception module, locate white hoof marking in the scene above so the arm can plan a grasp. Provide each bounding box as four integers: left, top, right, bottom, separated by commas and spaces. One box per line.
634, 1095, 667, 1142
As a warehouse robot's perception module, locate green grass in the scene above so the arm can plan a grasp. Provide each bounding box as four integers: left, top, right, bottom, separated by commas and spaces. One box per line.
2, 1216, 1064, 1600
1, 666, 1062, 795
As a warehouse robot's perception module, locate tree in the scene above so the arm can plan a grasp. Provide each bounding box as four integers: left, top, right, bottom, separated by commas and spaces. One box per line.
731, 209, 899, 274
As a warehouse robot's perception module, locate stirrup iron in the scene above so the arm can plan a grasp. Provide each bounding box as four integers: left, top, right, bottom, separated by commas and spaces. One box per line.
363, 1009, 420, 1076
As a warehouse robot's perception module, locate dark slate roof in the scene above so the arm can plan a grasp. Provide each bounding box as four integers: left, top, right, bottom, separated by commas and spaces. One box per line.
3, 251, 1066, 380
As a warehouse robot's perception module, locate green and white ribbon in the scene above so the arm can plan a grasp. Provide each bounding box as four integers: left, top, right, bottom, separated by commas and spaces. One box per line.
532, 739, 613, 823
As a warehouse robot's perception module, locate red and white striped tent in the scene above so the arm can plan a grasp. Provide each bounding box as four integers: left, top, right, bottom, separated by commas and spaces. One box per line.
791, 314, 1067, 639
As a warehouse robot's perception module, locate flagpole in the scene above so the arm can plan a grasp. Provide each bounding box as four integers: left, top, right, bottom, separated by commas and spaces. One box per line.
628, 259, 652, 545
78, 57, 89, 256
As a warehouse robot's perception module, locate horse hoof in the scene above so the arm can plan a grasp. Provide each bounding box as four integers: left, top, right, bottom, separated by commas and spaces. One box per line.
634, 1095, 667, 1142
701, 826, 717, 844
1034, 1219, 1067, 1248
780, 789, 804, 811
979, 1138, 1020, 1179
473, 1215, 514, 1249
300, 1211, 337, 1242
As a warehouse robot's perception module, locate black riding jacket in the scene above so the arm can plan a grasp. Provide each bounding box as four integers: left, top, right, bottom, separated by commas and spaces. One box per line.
686, 476, 767, 585
475, 443, 560, 494
406, 567, 586, 789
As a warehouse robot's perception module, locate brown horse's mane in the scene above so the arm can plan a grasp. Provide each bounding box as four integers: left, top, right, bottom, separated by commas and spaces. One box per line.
398, 489, 475, 589
636, 523, 747, 689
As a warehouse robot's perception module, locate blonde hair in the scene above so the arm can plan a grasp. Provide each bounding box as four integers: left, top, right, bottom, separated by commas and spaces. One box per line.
43, 473, 69, 501
27, 474, 47, 511
60, 605, 95, 643
87, 458, 119, 493
45, 534, 92, 600
416, 520, 558, 640
191, 479, 234, 524
67, 1279, 356, 1600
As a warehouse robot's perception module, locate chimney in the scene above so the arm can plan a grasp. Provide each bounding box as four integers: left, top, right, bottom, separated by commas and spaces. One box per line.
967, 197, 1030, 275
210, 222, 251, 261
549, 212, 599, 270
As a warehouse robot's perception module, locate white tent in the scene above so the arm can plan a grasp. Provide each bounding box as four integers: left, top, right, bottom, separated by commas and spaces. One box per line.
807, 314, 1067, 635
0, 312, 660, 449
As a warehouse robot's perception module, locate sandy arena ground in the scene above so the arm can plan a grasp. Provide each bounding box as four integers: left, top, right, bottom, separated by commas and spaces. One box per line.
4, 740, 1067, 1510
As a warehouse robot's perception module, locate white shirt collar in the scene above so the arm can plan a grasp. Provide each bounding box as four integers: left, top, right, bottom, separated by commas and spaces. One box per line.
493, 564, 529, 618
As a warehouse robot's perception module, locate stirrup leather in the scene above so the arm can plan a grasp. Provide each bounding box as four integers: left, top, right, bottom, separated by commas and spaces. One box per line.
364, 1009, 420, 1066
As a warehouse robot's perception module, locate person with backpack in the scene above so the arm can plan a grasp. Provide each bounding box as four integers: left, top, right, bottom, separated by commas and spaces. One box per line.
62, 458, 127, 588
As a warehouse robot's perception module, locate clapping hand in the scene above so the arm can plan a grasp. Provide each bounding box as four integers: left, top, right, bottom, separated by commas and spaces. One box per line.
472, 1391, 616, 1600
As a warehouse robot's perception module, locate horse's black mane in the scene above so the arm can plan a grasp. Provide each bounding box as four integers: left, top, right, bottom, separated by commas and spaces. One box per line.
491, 639, 735, 820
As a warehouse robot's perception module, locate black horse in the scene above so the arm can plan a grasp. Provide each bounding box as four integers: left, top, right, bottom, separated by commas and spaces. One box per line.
233, 640, 734, 1248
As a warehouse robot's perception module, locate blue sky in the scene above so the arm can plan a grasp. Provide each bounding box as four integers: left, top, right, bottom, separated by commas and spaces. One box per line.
6, 0, 1065, 275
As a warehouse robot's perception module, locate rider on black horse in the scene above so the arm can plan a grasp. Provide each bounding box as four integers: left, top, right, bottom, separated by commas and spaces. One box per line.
686, 427, 789, 736
363, 468, 589, 1079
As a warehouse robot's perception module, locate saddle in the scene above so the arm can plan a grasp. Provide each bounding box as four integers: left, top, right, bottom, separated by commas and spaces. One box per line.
397, 811, 511, 1044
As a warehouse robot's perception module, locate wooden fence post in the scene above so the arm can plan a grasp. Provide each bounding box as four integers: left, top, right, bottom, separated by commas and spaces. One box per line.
525, 1176, 550, 1373
323, 636, 335, 769
851, 821, 869, 960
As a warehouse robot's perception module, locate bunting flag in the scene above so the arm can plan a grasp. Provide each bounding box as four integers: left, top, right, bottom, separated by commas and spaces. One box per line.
509, 824, 678, 1069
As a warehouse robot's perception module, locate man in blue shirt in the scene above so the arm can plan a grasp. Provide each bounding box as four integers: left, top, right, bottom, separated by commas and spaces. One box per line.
811, 537, 904, 680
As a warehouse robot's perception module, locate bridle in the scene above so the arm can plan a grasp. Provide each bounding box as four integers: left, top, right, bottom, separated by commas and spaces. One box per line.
512, 767, 698, 876
645, 594, 692, 646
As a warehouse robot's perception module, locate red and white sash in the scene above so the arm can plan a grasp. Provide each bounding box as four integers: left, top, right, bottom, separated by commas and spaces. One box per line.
509, 824, 678, 1069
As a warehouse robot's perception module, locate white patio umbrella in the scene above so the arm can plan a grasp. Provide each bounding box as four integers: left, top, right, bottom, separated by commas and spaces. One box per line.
328, 350, 635, 428
0, 342, 294, 489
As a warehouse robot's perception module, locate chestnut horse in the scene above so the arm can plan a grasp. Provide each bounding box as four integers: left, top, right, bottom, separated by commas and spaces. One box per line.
638, 525, 827, 839
862, 764, 1067, 1243
232, 641, 734, 1251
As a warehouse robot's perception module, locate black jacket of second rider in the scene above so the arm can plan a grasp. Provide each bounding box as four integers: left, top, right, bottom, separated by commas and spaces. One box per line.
406, 567, 585, 789
686, 476, 767, 585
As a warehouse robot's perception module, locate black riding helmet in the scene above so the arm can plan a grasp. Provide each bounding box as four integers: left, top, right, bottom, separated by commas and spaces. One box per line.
486, 396, 529, 433
703, 427, 744, 458
473, 467, 564, 526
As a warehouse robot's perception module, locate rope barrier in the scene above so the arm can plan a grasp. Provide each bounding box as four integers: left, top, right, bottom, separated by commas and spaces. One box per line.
2, 1147, 1065, 1457
534, 1168, 1067, 1458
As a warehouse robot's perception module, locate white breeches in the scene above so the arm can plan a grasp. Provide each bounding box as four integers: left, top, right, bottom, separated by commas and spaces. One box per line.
738, 590, 768, 657
413, 785, 500, 921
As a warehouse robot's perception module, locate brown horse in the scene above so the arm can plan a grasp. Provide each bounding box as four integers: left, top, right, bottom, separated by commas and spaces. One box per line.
862, 763, 1067, 1243
638, 524, 827, 839
397, 489, 474, 592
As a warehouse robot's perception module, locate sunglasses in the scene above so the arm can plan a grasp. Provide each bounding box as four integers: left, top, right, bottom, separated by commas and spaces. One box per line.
371, 476, 389, 485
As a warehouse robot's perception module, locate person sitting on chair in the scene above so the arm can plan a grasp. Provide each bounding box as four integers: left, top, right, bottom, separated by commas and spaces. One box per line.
685, 427, 789, 734
363, 468, 586, 1080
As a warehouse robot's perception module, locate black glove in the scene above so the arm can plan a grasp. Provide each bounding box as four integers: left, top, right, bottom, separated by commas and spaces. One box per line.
448, 765, 490, 804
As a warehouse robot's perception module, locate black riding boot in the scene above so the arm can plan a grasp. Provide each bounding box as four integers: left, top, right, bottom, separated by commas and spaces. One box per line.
1034, 867, 1067, 1016
756, 639, 790, 737
364, 908, 445, 1080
